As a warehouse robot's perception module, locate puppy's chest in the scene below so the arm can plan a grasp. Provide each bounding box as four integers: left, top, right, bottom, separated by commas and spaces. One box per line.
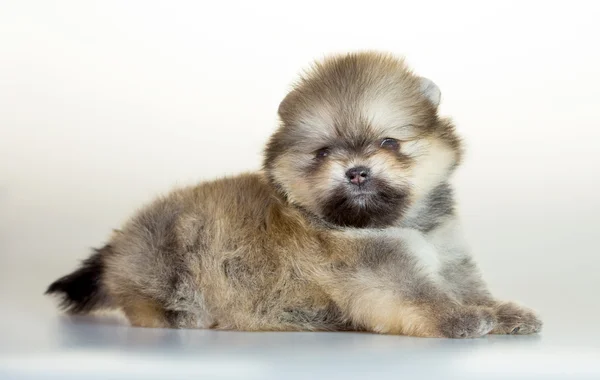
348, 227, 455, 275
391, 228, 447, 274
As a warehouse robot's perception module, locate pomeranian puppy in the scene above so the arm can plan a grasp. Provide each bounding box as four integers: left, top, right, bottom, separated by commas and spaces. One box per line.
47, 51, 542, 338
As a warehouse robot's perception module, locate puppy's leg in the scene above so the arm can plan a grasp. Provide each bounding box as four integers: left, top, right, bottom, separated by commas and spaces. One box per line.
116, 294, 201, 329
319, 232, 497, 338
430, 218, 542, 335
428, 218, 495, 306
121, 297, 169, 328
440, 263, 542, 335
321, 269, 496, 338
101, 198, 213, 330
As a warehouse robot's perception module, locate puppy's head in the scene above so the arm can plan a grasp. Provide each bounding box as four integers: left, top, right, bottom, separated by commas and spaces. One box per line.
264, 52, 462, 228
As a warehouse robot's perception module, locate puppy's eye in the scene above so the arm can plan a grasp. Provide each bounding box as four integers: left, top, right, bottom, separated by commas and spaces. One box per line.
315, 147, 330, 159
380, 138, 400, 151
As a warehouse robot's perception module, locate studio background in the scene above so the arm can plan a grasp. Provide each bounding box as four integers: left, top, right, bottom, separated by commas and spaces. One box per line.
1, 1, 599, 378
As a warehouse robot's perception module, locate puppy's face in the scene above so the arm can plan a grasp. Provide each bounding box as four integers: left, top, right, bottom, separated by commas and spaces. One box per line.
264, 52, 462, 228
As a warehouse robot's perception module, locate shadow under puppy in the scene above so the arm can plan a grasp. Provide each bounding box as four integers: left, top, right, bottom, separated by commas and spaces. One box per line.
47, 51, 542, 338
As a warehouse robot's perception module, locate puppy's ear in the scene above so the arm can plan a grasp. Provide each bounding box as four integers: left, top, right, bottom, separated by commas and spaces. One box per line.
418, 77, 441, 107
277, 91, 295, 123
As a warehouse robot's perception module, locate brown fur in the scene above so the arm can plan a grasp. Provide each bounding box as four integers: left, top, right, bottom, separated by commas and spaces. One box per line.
46, 51, 542, 338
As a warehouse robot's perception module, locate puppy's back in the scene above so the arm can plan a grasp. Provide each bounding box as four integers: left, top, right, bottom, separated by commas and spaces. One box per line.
47, 173, 280, 327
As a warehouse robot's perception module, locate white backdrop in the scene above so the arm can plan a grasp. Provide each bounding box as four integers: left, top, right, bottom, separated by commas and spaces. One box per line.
1, 0, 599, 333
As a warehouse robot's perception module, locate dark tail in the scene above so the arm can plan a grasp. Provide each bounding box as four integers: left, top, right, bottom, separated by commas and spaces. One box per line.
45, 245, 113, 314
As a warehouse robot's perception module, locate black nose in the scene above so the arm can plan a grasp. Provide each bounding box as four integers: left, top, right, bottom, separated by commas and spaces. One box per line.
345, 166, 370, 186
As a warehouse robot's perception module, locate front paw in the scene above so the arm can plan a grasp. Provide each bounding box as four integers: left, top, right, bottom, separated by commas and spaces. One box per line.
490, 302, 542, 335
439, 306, 497, 338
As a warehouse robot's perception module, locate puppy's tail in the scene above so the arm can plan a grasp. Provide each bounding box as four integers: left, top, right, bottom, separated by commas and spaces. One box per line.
45, 244, 114, 314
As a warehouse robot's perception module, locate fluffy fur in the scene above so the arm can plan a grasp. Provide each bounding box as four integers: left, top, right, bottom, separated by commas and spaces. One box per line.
46, 51, 542, 337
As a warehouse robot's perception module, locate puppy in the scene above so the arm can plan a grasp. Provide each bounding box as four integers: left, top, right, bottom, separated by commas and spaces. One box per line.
46, 51, 542, 337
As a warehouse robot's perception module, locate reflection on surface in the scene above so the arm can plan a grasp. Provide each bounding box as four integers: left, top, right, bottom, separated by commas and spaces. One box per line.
0, 262, 599, 380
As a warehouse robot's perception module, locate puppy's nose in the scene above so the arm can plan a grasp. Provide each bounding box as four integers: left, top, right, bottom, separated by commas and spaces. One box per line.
345, 166, 370, 185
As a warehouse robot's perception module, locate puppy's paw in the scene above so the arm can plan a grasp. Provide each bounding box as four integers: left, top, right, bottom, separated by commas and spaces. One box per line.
439, 306, 496, 338
490, 301, 542, 335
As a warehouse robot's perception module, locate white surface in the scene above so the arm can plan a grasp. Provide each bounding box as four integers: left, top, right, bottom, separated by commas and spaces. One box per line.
1, 1, 600, 379
1, 276, 599, 380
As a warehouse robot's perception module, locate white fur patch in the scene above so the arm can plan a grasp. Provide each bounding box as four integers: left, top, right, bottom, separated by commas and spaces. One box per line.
393, 228, 442, 279
361, 98, 418, 139
344, 227, 442, 281
90, 309, 130, 325
406, 139, 456, 203
427, 217, 470, 260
